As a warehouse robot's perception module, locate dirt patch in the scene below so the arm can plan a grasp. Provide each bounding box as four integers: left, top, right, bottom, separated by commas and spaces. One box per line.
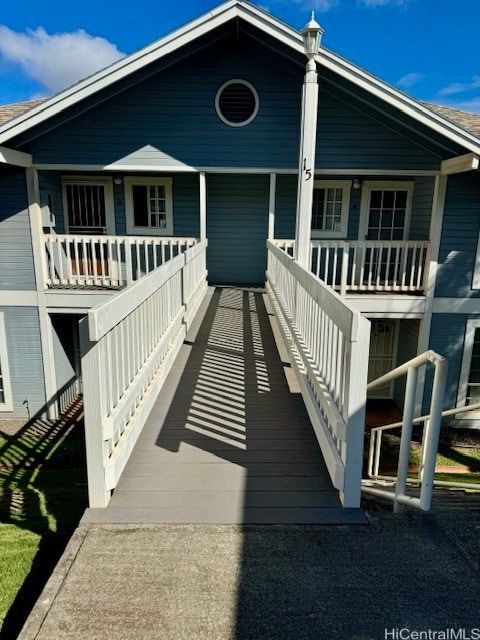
0, 418, 29, 437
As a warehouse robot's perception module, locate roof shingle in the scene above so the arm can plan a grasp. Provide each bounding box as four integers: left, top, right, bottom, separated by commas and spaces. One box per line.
0, 99, 46, 126
424, 102, 480, 138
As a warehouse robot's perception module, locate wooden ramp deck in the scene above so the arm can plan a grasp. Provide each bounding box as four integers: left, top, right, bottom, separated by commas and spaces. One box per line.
83, 287, 366, 525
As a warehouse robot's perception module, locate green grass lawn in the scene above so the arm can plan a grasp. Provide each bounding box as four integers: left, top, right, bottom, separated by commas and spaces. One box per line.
0, 405, 87, 638
367, 429, 480, 485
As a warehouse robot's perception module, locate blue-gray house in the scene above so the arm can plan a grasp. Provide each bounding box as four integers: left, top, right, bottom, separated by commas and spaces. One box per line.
0, 0, 479, 510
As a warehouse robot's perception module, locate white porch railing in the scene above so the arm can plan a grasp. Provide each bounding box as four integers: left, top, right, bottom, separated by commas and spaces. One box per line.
274, 239, 430, 294
44, 234, 197, 288
266, 240, 371, 508
79, 240, 208, 507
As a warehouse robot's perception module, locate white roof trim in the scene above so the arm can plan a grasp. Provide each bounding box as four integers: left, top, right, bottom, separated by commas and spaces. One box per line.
1, 0, 480, 156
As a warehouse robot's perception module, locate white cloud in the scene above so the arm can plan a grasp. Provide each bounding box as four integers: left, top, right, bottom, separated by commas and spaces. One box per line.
0, 25, 125, 96
284, 0, 412, 12
311, 0, 339, 9
360, 0, 412, 6
438, 76, 480, 96
439, 98, 480, 115
397, 72, 426, 89
290, 0, 338, 11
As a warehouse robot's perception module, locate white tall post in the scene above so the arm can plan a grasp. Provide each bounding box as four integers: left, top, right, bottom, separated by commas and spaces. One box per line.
294, 58, 319, 268
268, 172, 276, 240
199, 171, 207, 241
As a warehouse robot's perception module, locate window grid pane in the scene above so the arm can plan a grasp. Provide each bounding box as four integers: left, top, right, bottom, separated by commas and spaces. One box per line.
367, 189, 408, 241
147, 185, 167, 228
312, 187, 343, 231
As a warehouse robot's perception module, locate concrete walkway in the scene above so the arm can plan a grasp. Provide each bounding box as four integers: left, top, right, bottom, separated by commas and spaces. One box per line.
18, 492, 480, 640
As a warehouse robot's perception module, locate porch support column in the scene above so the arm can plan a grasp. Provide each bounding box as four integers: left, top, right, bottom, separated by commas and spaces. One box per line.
199, 171, 207, 241
268, 172, 276, 240
25, 167, 58, 419
294, 57, 319, 268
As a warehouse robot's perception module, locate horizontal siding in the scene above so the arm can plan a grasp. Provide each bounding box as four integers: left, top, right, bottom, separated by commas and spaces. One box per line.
435, 174, 480, 298
171, 174, 200, 237
206, 174, 269, 283
0, 306, 46, 419
410, 176, 434, 241
393, 320, 420, 409
30, 41, 302, 169
274, 175, 297, 239
316, 89, 439, 170
424, 314, 477, 422
0, 167, 35, 290
28, 34, 442, 172
39, 171, 64, 232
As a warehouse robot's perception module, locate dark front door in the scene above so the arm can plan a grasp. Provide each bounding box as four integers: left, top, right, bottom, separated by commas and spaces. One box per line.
206, 174, 270, 285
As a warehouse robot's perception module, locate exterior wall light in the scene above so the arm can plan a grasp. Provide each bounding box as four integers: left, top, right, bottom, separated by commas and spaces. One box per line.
302, 13, 323, 60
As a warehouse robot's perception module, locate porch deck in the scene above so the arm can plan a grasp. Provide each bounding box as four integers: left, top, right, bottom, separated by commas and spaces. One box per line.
83, 286, 366, 525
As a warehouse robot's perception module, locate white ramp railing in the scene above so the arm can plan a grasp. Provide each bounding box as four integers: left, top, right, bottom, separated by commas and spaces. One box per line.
266, 240, 371, 508
362, 350, 448, 512
79, 240, 208, 507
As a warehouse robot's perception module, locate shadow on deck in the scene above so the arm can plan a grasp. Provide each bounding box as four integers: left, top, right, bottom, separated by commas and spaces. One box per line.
84, 286, 366, 525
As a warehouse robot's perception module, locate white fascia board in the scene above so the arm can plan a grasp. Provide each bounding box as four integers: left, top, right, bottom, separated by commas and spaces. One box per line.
1, 0, 480, 158
0, 146, 32, 167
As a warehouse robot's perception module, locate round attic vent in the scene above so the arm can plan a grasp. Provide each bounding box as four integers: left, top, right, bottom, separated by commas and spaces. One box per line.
215, 80, 259, 127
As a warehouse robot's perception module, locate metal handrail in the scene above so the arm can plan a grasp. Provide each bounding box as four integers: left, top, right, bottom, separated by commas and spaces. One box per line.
361, 350, 448, 512
366, 401, 480, 493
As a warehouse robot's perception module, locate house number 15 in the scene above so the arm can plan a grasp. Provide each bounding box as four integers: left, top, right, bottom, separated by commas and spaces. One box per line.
303, 158, 312, 180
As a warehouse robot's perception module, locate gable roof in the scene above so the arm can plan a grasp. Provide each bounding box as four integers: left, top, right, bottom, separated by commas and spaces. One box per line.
0, 0, 480, 157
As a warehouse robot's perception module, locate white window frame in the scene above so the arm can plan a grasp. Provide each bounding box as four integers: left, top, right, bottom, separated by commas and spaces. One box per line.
0, 314, 13, 412
359, 181, 413, 241
457, 318, 480, 419
125, 177, 173, 236
311, 180, 351, 238
61, 176, 115, 235
472, 232, 480, 289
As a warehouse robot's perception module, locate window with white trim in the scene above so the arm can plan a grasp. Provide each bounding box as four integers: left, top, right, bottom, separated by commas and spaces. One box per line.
359, 181, 413, 241
125, 177, 173, 236
311, 180, 351, 238
0, 314, 13, 412
457, 319, 480, 418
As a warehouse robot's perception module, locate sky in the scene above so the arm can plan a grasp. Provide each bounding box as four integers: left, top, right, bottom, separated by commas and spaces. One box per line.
0, 0, 479, 113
